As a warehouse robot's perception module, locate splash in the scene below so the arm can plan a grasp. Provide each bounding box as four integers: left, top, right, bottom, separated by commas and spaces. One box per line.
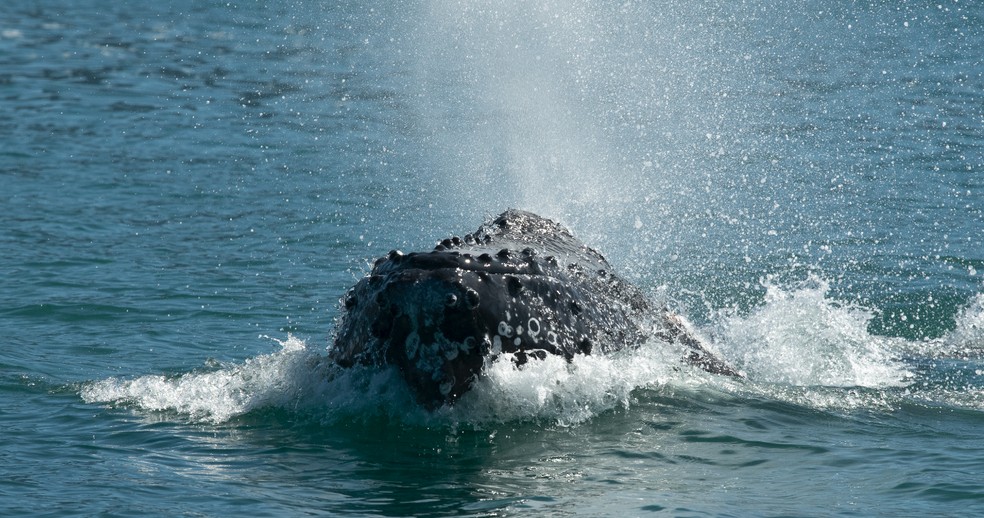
948, 293, 984, 353
80, 333, 687, 426
81, 336, 325, 423
902, 294, 984, 413
80, 286, 984, 424
451, 341, 684, 426
711, 276, 913, 389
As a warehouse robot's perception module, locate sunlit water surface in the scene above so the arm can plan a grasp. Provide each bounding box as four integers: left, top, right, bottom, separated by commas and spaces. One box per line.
2, 1, 983, 516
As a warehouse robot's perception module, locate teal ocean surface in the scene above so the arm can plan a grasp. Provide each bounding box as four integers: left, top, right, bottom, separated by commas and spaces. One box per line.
2, 1, 983, 516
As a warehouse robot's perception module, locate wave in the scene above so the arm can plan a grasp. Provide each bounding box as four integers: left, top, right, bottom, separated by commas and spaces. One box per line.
79, 334, 683, 426
81, 282, 984, 425
81, 336, 328, 423
711, 276, 914, 389
948, 293, 984, 354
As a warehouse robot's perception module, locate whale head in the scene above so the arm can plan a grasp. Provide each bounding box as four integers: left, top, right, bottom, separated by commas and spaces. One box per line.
329, 210, 653, 408
328, 210, 739, 409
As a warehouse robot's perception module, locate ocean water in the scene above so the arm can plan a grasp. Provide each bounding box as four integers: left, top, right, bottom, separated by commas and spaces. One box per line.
2, 0, 983, 516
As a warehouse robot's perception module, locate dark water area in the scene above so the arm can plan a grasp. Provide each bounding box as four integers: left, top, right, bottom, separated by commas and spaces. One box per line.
2, 0, 983, 516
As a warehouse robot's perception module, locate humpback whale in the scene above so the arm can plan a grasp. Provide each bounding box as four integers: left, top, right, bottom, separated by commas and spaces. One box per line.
330, 209, 740, 409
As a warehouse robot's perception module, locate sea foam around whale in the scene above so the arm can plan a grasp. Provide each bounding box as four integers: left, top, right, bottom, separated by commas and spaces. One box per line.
81, 279, 983, 426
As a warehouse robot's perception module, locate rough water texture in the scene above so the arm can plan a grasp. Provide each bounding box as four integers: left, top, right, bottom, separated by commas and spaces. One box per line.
3, 0, 984, 516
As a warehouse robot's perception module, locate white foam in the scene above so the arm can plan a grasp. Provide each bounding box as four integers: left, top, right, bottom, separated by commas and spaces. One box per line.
80, 333, 689, 426
84, 284, 983, 424
81, 336, 330, 423
450, 344, 682, 426
710, 275, 913, 389
948, 293, 984, 352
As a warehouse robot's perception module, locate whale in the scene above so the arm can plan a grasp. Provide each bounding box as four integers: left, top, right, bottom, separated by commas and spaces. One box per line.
329, 209, 740, 409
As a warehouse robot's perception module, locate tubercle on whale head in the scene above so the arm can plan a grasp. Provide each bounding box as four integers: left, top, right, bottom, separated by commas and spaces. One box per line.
378, 275, 488, 409
329, 242, 644, 408
329, 209, 742, 409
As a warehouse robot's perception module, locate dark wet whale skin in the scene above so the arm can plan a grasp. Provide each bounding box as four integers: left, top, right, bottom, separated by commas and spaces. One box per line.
329, 209, 740, 408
